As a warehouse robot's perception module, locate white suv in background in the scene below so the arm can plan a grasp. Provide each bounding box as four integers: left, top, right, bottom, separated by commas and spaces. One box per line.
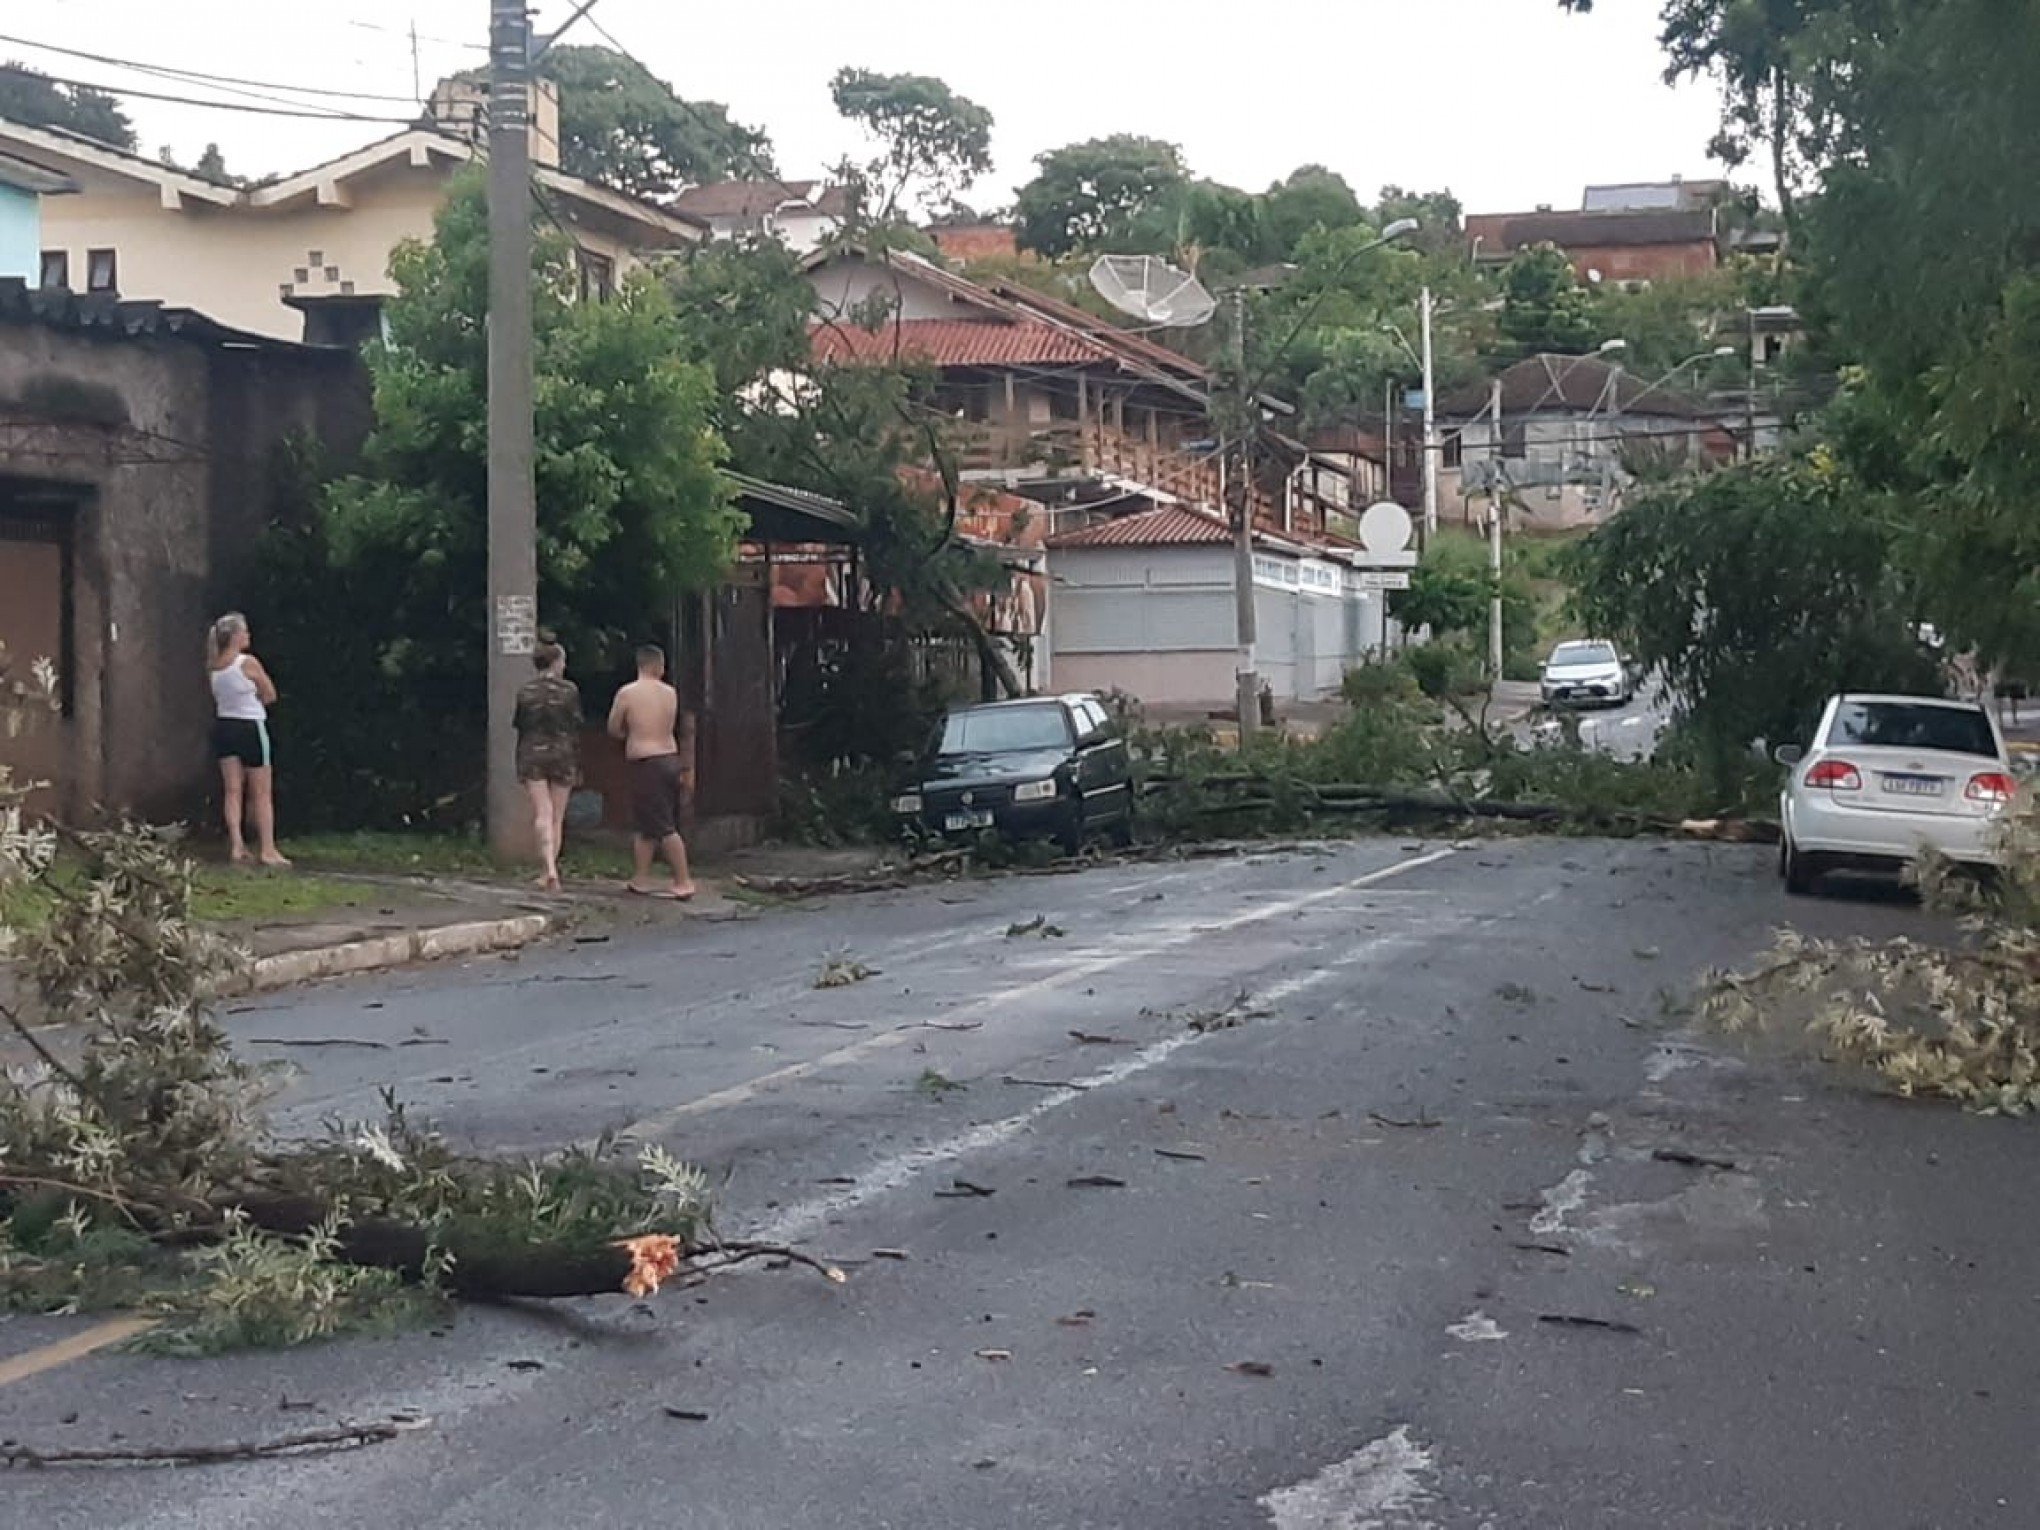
1776, 693, 2018, 896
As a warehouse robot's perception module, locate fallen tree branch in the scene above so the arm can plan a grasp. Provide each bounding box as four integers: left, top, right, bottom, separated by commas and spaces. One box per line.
1, 1418, 423, 1469
689, 1239, 848, 1285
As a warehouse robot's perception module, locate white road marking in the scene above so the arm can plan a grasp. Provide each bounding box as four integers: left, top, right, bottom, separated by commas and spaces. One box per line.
742, 937, 1416, 1246
616, 847, 1457, 1142
1262, 1426, 1439, 1529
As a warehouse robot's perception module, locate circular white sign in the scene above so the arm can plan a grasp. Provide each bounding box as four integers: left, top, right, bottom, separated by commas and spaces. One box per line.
1357, 501, 1413, 554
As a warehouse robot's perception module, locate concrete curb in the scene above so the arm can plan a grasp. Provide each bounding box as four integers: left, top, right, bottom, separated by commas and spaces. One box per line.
228, 913, 553, 995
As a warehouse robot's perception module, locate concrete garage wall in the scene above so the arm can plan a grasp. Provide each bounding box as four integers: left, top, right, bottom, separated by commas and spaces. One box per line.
1048, 543, 1391, 708
0, 298, 367, 820
1049, 546, 1237, 705
1052, 649, 1235, 705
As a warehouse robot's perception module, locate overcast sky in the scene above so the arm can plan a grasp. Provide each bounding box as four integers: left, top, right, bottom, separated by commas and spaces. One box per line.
14, 0, 1725, 214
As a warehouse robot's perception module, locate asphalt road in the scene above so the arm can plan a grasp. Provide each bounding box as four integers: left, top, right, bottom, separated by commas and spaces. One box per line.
5, 837, 2034, 1529
1524, 683, 1675, 763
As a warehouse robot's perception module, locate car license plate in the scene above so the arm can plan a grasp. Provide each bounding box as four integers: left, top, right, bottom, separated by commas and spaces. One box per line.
945, 810, 994, 831
1881, 773, 1945, 797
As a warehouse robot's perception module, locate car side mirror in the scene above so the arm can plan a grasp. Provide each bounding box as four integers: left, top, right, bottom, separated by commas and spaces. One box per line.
894, 749, 919, 768
1773, 744, 1804, 767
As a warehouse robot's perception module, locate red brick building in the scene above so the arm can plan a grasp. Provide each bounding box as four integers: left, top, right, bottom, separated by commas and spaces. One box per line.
1464, 207, 1720, 285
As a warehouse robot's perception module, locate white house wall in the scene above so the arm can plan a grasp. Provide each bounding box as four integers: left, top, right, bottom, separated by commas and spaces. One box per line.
808, 255, 977, 323
1048, 545, 1388, 707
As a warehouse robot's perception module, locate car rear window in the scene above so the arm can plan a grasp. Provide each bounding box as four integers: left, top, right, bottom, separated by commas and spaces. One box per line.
1826, 701, 1998, 758
939, 706, 1072, 754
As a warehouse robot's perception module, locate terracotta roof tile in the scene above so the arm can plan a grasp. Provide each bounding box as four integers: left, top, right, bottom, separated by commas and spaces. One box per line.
810, 318, 1112, 368
1046, 505, 1234, 550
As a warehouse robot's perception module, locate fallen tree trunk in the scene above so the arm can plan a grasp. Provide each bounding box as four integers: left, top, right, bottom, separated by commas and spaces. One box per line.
218, 1193, 672, 1299
1151, 775, 1780, 841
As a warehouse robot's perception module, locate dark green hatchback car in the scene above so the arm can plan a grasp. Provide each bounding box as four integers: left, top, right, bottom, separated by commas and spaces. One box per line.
892, 695, 1135, 853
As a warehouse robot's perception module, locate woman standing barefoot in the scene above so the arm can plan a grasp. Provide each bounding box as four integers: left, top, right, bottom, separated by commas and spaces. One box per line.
513, 641, 582, 891
207, 612, 289, 868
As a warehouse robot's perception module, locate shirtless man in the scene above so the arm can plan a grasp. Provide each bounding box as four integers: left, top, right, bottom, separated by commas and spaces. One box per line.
607, 644, 695, 900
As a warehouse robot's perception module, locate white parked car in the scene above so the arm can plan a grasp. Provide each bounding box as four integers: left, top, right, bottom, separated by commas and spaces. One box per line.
1540, 639, 1634, 708
1776, 693, 2018, 895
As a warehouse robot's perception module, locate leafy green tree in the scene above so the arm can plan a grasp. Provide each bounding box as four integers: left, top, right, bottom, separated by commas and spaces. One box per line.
537, 45, 773, 198
0, 63, 134, 148
1575, 456, 1937, 791
1013, 135, 1189, 258
829, 68, 993, 224
1394, 534, 1492, 637
1497, 244, 1600, 356
253, 175, 736, 823
1257, 166, 1365, 259
662, 238, 813, 401
1374, 186, 1464, 257
1588, 267, 1757, 386
1247, 222, 1487, 430
1555, 0, 1835, 233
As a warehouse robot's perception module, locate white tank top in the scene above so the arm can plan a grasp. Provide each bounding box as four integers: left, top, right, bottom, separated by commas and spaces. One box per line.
211, 654, 266, 722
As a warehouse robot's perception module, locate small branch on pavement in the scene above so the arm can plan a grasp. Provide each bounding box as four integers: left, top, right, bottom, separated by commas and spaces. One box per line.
1368, 1110, 1443, 1130
1, 1418, 425, 1468
688, 1239, 848, 1285
1002, 1075, 1090, 1091
1537, 1313, 1642, 1336
1652, 1147, 1739, 1172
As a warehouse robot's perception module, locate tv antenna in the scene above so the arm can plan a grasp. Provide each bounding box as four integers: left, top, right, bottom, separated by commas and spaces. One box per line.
1088, 254, 1218, 329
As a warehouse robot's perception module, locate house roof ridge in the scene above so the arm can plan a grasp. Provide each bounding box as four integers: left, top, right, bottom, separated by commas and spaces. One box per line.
0, 114, 240, 202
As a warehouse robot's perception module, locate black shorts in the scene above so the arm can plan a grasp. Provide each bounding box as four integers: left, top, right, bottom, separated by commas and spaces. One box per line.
629, 753, 684, 840
213, 717, 273, 769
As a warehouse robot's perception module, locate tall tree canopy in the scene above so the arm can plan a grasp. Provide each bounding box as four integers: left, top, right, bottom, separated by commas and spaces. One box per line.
1257, 166, 1366, 259
1575, 455, 1938, 791
253, 176, 736, 823
538, 45, 773, 197
0, 63, 134, 149
1497, 244, 1600, 356
1564, 0, 2040, 672
829, 68, 993, 224
1013, 136, 1189, 259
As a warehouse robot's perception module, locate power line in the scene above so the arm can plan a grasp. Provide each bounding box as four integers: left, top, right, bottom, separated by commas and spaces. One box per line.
7, 67, 417, 124
348, 18, 486, 53
0, 32, 423, 102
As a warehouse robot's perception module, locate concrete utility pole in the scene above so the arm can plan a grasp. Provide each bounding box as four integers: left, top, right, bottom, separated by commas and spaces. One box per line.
1228, 287, 1260, 738
1487, 376, 1505, 679
1419, 285, 1440, 542
486, 0, 538, 860
1745, 306, 1759, 463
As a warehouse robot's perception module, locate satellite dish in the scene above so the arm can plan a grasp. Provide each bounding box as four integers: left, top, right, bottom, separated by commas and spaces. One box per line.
1088, 254, 1218, 328
1358, 501, 1413, 554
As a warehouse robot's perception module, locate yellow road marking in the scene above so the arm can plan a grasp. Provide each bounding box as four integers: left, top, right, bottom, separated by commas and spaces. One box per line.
0, 1316, 157, 1388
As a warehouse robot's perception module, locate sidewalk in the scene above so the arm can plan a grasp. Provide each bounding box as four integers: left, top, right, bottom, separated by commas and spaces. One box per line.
3, 841, 899, 1009
229, 840, 895, 992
